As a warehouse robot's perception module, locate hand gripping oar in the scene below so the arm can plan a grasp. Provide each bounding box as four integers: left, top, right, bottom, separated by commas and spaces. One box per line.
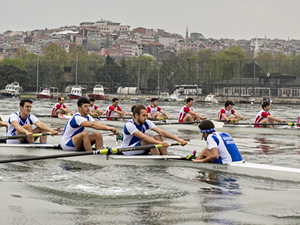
0, 143, 182, 164
0, 132, 54, 141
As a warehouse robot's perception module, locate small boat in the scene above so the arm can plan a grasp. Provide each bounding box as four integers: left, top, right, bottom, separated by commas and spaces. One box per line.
204, 94, 218, 103
261, 96, 272, 104
87, 84, 109, 100
36, 87, 59, 99
1, 81, 22, 98
239, 95, 255, 104
68, 86, 87, 99
0, 143, 299, 182
130, 98, 139, 101
166, 94, 185, 102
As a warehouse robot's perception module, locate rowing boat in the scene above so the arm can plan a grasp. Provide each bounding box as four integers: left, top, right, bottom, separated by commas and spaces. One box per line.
2, 114, 300, 135
0, 143, 299, 182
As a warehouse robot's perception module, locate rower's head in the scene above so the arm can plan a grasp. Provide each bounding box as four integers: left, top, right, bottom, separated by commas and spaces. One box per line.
20, 99, 33, 115
151, 98, 158, 107
133, 104, 147, 124
112, 98, 119, 106
198, 120, 215, 141
89, 98, 95, 106
262, 101, 270, 111
186, 97, 194, 107
58, 97, 65, 104
225, 100, 234, 109
77, 98, 90, 116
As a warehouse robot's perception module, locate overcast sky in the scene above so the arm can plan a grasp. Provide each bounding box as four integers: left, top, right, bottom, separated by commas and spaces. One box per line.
1, 0, 299, 40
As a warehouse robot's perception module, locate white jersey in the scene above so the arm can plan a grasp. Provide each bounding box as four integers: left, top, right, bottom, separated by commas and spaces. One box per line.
7, 112, 39, 144
121, 119, 156, 155
206, 132, 242, 164
147, 105, 161, 116
178, 105, 192, 122
61, 113, 95, 149
218, 108, 236, 120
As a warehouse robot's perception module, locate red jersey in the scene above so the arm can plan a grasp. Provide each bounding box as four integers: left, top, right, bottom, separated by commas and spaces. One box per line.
178, 105, 192, 122
147, 105, 161, 116
254, 109, 271, 127
218, 108, 236, 120
106, 104, 122, 120
52, 103, 66, 115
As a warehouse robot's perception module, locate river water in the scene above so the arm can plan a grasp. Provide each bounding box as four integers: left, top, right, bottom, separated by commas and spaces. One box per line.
0, 98, 299, 225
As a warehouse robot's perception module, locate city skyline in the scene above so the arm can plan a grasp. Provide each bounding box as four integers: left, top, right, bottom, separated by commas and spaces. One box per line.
1, 0, 299, 40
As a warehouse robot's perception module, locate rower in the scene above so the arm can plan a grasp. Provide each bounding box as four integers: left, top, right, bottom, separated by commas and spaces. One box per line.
7, 99, 58, 144
218, 100, 246, 123
51, 97, 73, 115
89, 98, 105, 116
61, 98, 119, 151
105, 97, 130, 120
178, 97, 206, 122
192, 120, 242, 164
254, 101, 286, 128
121, 105, 187, 155
147, 98, 171, 120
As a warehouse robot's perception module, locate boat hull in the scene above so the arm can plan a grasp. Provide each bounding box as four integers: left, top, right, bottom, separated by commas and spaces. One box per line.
88, 94, 109, 100
0, 145, 299, 182
36, 94, 51, 99
68, 94, 82, 99
1, 93, 20, 98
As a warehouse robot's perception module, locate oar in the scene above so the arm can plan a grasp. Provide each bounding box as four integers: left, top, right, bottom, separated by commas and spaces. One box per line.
224, 122, 299, 126
35, 115, 59, 118
0, 143, 182, 164
155, 121, 202, 125
0, 132, 54, 141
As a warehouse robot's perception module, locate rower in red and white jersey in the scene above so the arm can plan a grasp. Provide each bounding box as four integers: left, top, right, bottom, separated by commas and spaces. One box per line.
178, 98, 206, 123
51, 97, 73, 115
254, 101, 286, 128
147, 98, 171, 120
89, 98, 104, 115
105, 97, 130, 120
218, 100, 246, 123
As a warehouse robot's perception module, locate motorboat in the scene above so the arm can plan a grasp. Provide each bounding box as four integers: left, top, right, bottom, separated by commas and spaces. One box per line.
261, 96, 273, 104
36, 87, 59, 99
204, 94, 218, 103
68, 86, 87, 99
239, 95, 255, 104
1, 81, 22, 98
166, 93, 185, 102
88, 84, 109, 100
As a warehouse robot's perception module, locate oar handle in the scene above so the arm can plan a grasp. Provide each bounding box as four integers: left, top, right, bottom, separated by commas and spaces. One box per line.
1, 132, 52, 140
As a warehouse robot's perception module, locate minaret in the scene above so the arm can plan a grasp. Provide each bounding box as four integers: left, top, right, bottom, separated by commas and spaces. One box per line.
186, 26, 189, 41
254, 37, 259, 58
264, 35, 266, 52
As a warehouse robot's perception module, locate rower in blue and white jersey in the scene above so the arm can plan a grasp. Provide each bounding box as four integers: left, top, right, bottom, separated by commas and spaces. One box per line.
7, 99, 58, 144
121, 105, 187, 156
61, 98, 119, 151
192, 120, 242, 164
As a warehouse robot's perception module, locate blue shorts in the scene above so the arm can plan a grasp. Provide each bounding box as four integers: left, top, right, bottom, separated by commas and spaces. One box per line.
213, 157, 224, 164
61, 138, 85, 151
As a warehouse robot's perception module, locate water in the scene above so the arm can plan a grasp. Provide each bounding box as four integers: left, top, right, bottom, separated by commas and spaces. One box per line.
0, 99, 300, 224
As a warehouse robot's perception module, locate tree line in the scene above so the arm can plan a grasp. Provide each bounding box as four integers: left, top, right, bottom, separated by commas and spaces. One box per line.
1, 43, 300, 94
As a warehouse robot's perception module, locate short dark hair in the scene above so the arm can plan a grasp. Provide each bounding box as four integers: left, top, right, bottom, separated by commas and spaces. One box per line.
151, 98, 158, 102
20, 99, 33, 107
89, 98, 95, 102
198, 120, 215, 134
186, 97, 193, 103
112, 98, 119, 102
131, 105, 136, 113
262, 101, 270, 109
77, 98, 90, 107
58, 97, 64, 101
133, 105, 146, 116
225, 100, 235, 107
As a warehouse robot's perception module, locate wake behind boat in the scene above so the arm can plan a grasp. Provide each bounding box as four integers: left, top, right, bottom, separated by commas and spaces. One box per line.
0, 143, 299, 182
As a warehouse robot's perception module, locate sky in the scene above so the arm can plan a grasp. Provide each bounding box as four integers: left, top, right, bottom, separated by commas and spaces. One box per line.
1, 0, 300, 40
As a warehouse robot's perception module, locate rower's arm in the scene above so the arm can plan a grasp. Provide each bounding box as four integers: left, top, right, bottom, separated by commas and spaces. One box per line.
0, 121, 8, 127
34, 121, 59, 135
147, 113, 153, 118
221, 113, 229, 120
160, 110, 171, 119
189, 111, 206, 120
81, 121, 119, 134
96, 109, 105, 115
152, 127, 187, 146
113, 109, 126, 116
267, 115, 286, 123
233, 113, 246, 120
132, 130, 168, 146
61, 107, 73, 114
11, 121, 31, 135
